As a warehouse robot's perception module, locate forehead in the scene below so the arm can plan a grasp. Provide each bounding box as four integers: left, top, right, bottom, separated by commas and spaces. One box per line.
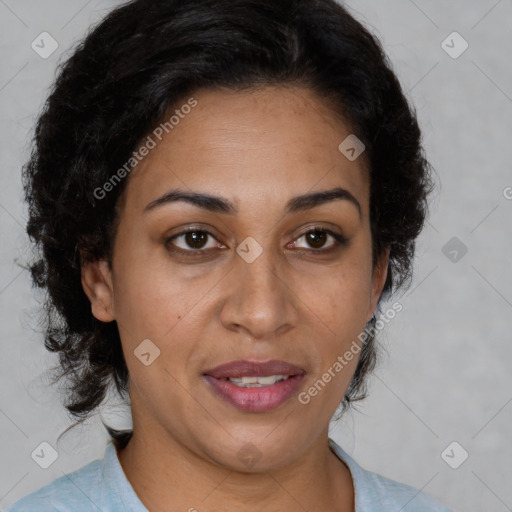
123, 85, 369, 217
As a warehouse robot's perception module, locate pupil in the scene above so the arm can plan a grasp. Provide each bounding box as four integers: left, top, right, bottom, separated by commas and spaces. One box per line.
307, 230, 326, 248
186, 231, 207, 249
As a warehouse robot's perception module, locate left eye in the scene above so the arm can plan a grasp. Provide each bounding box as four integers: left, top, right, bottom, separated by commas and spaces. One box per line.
292, 228, 345, 251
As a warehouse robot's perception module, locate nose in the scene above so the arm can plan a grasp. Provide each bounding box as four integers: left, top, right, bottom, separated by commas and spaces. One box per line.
219, 242, 299, 340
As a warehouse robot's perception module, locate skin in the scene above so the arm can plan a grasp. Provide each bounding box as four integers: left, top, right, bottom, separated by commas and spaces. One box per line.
82, 85, 389, 512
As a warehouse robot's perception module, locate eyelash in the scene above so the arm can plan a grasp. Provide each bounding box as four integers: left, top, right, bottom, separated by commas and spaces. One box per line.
164, 227, 348, 257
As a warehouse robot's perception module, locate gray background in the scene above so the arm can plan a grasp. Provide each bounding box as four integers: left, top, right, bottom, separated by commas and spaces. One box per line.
1, 1, 511, 511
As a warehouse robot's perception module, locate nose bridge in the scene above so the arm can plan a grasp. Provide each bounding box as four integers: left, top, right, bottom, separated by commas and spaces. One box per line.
220, 235, 297, 338
239, 244, 279, 296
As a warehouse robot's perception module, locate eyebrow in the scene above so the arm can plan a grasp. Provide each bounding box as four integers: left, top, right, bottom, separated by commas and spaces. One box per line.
144, 186, 362, 218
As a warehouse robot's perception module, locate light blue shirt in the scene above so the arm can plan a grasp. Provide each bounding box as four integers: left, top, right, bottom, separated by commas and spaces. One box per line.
5, 438, 452, 511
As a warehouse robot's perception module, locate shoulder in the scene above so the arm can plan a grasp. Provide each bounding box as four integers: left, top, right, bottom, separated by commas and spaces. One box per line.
329, 439, 453, 512
4, 456, 104, 512
355, 467, 452, 512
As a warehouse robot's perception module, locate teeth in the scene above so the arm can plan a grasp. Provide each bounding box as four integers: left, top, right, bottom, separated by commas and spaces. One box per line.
228, 375, 290, 387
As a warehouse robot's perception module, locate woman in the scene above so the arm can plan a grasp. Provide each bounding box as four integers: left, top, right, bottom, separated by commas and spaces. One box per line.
7, 0, 451, 510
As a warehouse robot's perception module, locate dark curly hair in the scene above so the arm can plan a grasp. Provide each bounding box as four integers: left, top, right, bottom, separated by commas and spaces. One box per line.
23, 0, 434, 451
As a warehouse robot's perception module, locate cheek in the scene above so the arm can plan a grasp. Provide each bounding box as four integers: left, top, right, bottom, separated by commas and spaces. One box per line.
303, 255, 373, 335
113, 267, 203, 345
110, 249, 219, 380
300, 250, 374, 394
110, 225, 181, 331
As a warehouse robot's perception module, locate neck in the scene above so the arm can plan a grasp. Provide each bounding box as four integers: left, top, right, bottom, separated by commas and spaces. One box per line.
116, 422, 354, 512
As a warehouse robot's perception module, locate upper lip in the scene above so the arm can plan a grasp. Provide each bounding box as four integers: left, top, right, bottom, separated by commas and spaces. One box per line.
203, 359, 306, 379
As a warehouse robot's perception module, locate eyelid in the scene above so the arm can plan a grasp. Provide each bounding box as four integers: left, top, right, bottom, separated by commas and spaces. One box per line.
164, 225, 348, 255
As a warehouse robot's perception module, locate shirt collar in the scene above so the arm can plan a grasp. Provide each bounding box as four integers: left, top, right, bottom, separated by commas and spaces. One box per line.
329, 437, 365, 512
103, 442, 149, 511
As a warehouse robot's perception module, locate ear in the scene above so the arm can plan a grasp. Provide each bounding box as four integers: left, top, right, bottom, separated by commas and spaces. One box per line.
81, 259, 115, 322
367, 246, 390, 323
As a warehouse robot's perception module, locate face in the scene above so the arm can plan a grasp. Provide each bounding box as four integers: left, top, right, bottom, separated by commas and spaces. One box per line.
82, 85, 389, 472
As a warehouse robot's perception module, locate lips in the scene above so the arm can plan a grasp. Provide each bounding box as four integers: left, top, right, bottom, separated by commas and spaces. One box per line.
202, 359, 306, 412
202, 359, 305, 379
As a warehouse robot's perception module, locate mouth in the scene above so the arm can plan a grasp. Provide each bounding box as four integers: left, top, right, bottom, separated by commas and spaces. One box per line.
202, 359, 306, 413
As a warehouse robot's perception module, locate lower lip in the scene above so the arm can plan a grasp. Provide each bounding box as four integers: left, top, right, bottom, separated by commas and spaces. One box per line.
203, 375, 304, 412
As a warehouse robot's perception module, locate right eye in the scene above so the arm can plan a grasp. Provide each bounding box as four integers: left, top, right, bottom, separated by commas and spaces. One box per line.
164, 228, 225, 255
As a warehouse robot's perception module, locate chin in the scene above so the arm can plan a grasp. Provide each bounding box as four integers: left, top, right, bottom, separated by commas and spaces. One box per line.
197, 428, 310, 473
